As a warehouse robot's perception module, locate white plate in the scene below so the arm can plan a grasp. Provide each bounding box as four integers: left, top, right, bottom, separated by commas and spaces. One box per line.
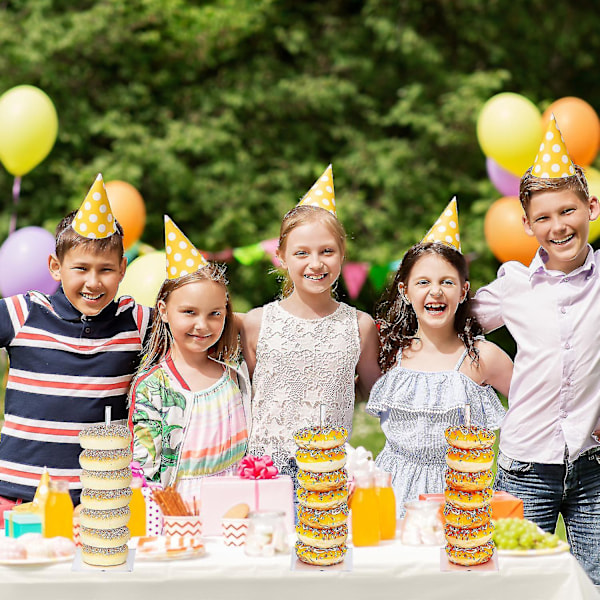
0, 553, 74, 566
498, 540, 570, 556
136, 546, 206, 562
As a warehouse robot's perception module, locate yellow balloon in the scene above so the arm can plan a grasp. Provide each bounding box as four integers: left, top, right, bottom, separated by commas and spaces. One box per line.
586, 167, 600, 242
118, 252, 166, 307
0, 85, 58, 176
477, 93, 542, 177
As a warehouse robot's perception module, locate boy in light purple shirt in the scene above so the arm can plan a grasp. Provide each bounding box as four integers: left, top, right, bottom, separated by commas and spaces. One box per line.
472, 116, 600, 586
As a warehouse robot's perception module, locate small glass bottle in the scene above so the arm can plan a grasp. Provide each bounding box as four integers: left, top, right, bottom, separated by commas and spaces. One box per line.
128, 477, 147, 537
375, 471, 396, 540
244, 510, 288, 556
351, 471, 380, 547
44, 480, 74, 539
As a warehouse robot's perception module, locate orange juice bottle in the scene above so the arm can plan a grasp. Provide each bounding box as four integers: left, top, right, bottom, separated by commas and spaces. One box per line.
44, 480, 74, 539
129, 478, 146, 537
351, 472, 380, 547
375, 471, 396, 540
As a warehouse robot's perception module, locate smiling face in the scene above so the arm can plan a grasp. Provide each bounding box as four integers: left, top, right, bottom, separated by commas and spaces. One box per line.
49, 246, 127, 316
400, 253, 469, 333
523, 189, 599, 273
277, 221, 343, 297
158, 279, 227, 359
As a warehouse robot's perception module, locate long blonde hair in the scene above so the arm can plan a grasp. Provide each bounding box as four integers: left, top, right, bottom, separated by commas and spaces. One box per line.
138, 263, 238, 373
277, 205, 346, 298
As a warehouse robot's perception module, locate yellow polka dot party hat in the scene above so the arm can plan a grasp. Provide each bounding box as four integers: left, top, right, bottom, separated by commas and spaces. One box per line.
421, 196, 461, 251
72, 173, 117, 239
297, 164, 336, 216
531, 114, 576, 179
164, 215, 208, 279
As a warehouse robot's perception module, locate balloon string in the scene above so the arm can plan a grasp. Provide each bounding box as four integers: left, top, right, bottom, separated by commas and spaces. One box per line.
9, 176, 21, 236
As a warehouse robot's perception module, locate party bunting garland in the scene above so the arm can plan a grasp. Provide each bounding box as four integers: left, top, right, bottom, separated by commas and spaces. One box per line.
126, 237, 400, 299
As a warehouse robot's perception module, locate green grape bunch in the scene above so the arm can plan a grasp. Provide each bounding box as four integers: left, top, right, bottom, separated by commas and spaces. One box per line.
492, 518, 562, 551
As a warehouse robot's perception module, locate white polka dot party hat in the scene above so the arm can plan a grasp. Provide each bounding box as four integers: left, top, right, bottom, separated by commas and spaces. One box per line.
72, 173, 117, 239
164, 215, 208, 279
531, 114, 576, 179
297, 164, 337, 216
421, 196, 461, 251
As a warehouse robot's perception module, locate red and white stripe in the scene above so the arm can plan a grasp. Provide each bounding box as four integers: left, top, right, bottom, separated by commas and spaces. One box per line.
5, 295, 29, 333
11, 326, 142, 353
7, 369, 132, 398
0, 460, 82, 489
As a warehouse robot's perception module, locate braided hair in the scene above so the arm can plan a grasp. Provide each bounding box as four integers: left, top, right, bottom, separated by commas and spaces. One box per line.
376, 242, 483, 373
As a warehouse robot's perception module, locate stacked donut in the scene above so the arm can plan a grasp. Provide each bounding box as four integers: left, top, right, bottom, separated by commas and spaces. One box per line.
443, 425, 495, 566
293, 426, 349, 567
78, 423, 133, 567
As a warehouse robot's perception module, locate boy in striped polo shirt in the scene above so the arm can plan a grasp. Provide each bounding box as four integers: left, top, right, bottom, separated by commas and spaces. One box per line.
0, 174, 151, 506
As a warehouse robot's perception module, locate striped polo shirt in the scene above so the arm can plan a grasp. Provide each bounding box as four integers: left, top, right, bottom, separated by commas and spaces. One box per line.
0, 286, 151, 502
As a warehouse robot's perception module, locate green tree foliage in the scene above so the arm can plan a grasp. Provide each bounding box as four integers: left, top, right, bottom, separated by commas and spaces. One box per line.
0, 0, 599, 317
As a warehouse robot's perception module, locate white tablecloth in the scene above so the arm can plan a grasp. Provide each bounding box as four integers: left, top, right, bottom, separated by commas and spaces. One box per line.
0, 537, 597, 600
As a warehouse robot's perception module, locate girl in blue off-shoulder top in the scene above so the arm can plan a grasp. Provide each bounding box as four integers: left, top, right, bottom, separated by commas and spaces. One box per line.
366, 241, 512, 517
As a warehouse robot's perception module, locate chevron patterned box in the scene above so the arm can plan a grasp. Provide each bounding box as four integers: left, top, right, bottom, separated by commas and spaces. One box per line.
163, 515, 202, 540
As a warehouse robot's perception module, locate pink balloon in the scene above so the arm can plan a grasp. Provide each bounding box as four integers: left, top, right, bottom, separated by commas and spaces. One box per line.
0, 226, 59, 297
486, 157, 521, 197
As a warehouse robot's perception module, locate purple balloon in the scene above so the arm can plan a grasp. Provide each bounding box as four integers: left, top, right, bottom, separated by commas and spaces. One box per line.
0, 226, 59, 297
486, 157, 521, 197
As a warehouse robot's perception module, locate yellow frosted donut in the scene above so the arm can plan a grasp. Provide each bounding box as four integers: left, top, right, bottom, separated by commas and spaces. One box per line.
297, 486, 348, 509
443, 503, 491, 529
445, 447, 494, 473
80, 487, 132, 511
79, 424, 131, 450
80, 506, 131, 530
297, 503, 349, 530
444, 521, 494, 549
297, 468, 348, 492
295, 540, 346, 566
445, 540, 495, 566
444, 487, 493, 509
80, 525, 130, 549
445, 468, 494, 492
296, 522, 348, 549
445, 425, 495, 450
80, 467, 132, 490
79, 448, 132, 471
293, 426, 348, 450
81, 543, 129, 567
295, 447, 347, 473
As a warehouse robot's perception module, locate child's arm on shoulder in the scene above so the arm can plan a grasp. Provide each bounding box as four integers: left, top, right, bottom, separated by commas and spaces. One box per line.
237, 307, 263, 378
356, 310, 383, 398
471, 272, 507, 334
476, 339, 513, 398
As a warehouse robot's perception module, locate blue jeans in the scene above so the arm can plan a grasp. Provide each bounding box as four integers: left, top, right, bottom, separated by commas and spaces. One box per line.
496, 447, 600, 586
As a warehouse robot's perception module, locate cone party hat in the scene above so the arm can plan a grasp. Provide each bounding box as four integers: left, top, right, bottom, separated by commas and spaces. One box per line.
531, 114, 576, 179
72, 173, 117, 239
421, 196, 461, 251
297, 164, 336, 216
164, 215, 208, 279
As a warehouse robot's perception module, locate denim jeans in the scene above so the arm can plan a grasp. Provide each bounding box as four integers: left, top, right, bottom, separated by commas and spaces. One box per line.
496, 446, 600, 586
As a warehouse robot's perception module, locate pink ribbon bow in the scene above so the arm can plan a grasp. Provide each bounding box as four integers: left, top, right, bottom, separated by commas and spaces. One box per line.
237, 455, 278, 480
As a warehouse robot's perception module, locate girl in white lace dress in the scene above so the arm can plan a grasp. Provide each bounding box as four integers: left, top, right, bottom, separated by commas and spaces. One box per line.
366, 241, 513, 516
240, 194, 381, 478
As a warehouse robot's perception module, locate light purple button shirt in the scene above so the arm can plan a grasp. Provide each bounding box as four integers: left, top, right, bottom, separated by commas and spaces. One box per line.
472, 246, 600, 464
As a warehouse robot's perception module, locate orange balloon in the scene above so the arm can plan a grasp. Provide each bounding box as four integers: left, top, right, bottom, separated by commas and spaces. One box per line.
484, 196, 539, 265
105, 180, 146, 250
542, 97, 600, 167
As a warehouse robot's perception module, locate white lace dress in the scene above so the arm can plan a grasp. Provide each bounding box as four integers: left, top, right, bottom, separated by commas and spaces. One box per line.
366, 348, 506, 517
247, 301, 361, 478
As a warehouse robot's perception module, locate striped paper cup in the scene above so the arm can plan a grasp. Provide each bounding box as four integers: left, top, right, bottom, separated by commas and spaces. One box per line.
221, 518, 248, 547
163, 515, 202, 540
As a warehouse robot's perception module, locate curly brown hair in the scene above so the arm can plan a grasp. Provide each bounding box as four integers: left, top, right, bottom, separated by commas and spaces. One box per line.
375, 242, 483, 373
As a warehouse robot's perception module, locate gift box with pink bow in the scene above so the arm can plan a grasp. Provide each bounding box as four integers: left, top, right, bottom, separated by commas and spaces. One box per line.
197, 455, 294, 537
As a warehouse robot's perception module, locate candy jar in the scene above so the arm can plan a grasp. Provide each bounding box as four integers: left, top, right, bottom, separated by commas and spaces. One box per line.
244, 510, 288, 557
351, 471, 380, 547
400, 500, 444, 545
44, 480, 74, 539
374, 470, 396, 540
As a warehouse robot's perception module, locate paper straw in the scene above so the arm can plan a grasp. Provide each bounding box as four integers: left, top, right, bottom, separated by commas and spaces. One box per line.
105, 406, 111, 427
464, 404, 471, 428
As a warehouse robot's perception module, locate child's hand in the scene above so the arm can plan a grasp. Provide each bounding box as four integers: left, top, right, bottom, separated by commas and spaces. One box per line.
592, 429, 600, 443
